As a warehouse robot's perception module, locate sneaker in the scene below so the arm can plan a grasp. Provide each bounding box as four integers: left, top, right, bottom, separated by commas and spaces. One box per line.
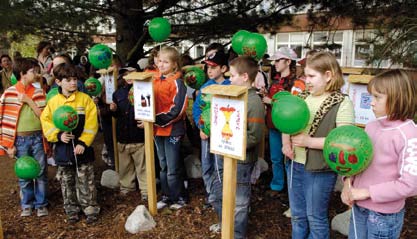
157, 196, 170, 210
20, 208, 32, 217
67, 213, 79, 223
86, 214, 98, 224
141, 194, 148, 201
37, 207, 48, 217
209, 223, 221, 233
203, 201, 212, 210
170, 197, 187, 210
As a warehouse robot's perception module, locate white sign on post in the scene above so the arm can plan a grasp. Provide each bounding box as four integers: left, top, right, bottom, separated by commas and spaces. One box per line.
133, 80, 154, 122
348, 83, 375, 125
104, 74, 116, 104
210, 96, 246, 161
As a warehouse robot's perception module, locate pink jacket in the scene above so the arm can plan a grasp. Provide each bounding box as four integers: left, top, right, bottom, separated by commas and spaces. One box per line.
353, 117, 417, 213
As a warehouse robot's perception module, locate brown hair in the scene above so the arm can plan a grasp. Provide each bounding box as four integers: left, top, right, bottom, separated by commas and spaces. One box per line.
229, 56, 258, 83
36, 41, 51, 55
53, 63, 78, 81
13, 57, 39, 80
159, 46, 182, 73
306, 51, 344, 92
367, 69, 417, 121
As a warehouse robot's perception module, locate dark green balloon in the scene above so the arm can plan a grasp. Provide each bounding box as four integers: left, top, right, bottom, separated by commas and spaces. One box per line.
10, 73, 17, 86
271, 94, 309, 134
84, 77, 102, 97
242, 33, 268, 60
52, 105, 79, 132
184, 67, 206, 90
148, 17, 171, 42
232, 30, 250, 55
201, 108, 211, 135
272, 91, 291, 106
14, 155, 41, 180
88, 44, 112, 69
323, 125, 373, 176
46, 87, 59, 103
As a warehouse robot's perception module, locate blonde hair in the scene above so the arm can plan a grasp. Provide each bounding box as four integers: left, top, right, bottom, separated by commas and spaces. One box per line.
229, 56, 258, 83
306, 51, 344, 92
159, 46, 182, 73
367, 69, 417, 121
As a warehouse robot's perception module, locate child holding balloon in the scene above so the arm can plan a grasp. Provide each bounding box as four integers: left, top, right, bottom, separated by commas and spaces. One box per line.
153, 46, 189, 210
0, 57, 48, 217
341, 69, 417, 239
40, 63, 100, 224
282, 51, 354, 239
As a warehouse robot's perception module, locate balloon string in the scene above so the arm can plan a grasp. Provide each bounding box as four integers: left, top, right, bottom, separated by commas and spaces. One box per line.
348, 179, 358, 239
70, 132, 80, 177
289, 157, 293, 189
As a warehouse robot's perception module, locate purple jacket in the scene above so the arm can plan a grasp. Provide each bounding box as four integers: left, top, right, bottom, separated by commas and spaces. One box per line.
353, 117, 417, 213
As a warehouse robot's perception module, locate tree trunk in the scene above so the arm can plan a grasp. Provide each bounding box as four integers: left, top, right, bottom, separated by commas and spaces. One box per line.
114, 0, 145, 66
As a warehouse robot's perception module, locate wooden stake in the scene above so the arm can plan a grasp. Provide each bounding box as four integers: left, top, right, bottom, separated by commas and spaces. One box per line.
0, 215, 3, 239
144, 122, 157, 215
112, 68, 119, 172
221, 157, 237, 239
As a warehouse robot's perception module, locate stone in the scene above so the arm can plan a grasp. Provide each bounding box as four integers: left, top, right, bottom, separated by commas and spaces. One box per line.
331, 209, 351, 236
100, 169, 120, 189
184, 154, 202, 179
125, 205, 156, 234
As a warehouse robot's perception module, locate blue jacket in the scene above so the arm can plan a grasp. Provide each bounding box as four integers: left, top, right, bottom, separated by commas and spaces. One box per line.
192, 78, 230, 129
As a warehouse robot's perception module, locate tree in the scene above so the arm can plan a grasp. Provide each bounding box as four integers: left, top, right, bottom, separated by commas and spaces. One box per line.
1, 0, 307, 64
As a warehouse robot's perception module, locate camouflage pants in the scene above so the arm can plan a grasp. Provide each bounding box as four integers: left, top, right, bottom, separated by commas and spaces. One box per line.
57, 163, 100, 216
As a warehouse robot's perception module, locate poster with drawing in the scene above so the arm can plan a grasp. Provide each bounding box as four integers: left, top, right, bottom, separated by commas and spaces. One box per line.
348, 83, 375, 125
104, 74, 116, 104
133, 80, 154, 122
210, 96, 246, 160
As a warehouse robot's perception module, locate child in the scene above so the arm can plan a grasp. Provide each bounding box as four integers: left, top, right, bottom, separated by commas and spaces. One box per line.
192, 50, 230, 207
109, 68, 148, 200
40, 63, 99, 224
154, 46, 188, 210
209, 56, 265, 238
262, 47, 299, 192
0, 57, 48, 217
282, 51, 354, 239
341, 69, 417, 239
0, 54, 15, 93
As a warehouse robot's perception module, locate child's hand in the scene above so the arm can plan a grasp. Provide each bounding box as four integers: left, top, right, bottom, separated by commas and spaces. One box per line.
7, 146, 16, 159
60, 132, 75, 143
200, 130, 208, 140
349, 187, 370, 201
262, 96, 272, 105
282, 144, 294, 160
109, 102, 117, 111
137, 120, 144, 128
74, 144, 85, 155
341, 178, 354, 206
291, 133, 311, 148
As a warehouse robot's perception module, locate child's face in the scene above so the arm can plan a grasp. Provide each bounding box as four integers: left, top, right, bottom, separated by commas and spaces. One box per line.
22, 68, 37, 83
274, 58, 290, 73
57, 77, 78, 95
370, 87, 388, 118
207, 65, 226, 81
304, 66, 331, 96
1, 57, 12, 69
229, 66, 246, 86
157, 53, 176, 75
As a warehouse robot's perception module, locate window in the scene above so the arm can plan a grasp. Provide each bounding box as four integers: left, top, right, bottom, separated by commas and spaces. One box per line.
353, 30, 389, 67
311, 31, 343, 63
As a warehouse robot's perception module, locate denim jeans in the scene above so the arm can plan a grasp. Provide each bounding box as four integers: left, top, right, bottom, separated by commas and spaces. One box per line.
201, 138, 215, 195
154, 136, 186, 202
349, 205, 404, 239
209, 156, 254, 239
15, 133, 48, 209
269, 128, 285, 191
286, 161, 337, 239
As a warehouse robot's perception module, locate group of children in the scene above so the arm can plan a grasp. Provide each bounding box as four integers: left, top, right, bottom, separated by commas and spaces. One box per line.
0, 43, 417, 239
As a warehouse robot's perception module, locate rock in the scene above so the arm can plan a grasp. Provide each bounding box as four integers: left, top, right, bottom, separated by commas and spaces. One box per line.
184, 154, 202, 179
125, 205, 156, 234
331, 209, 351, 236
251, 158, 269, 184
283, 208, 291, 218
100, 169, 120, 189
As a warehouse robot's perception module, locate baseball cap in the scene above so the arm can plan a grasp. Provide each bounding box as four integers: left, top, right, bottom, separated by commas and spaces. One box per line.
269, 47, 298, 61
204, 51, 228, 67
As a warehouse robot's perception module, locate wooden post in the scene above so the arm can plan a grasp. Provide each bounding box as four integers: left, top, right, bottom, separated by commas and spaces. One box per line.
221, 157, 237, 239
0, 215, 3, 239
124, 71, 157, 215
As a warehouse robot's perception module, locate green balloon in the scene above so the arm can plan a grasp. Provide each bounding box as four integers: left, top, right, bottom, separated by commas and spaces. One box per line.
271, 94, 309, 134
272, 91, 291, 106
84, 77, 102, 97
200, 107, 211, 135
88, 44, 112, 69
242, 33, 268, 60
128, 87, 134, 106
10, 73, 17, 86
46, 87, 59, 103
323, 125, 373, 176
184, 67, 206, 90
14, 155, 41, 180
148, 17, 171, 42
232, 30, 250, 55
53, 105, 79, 132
